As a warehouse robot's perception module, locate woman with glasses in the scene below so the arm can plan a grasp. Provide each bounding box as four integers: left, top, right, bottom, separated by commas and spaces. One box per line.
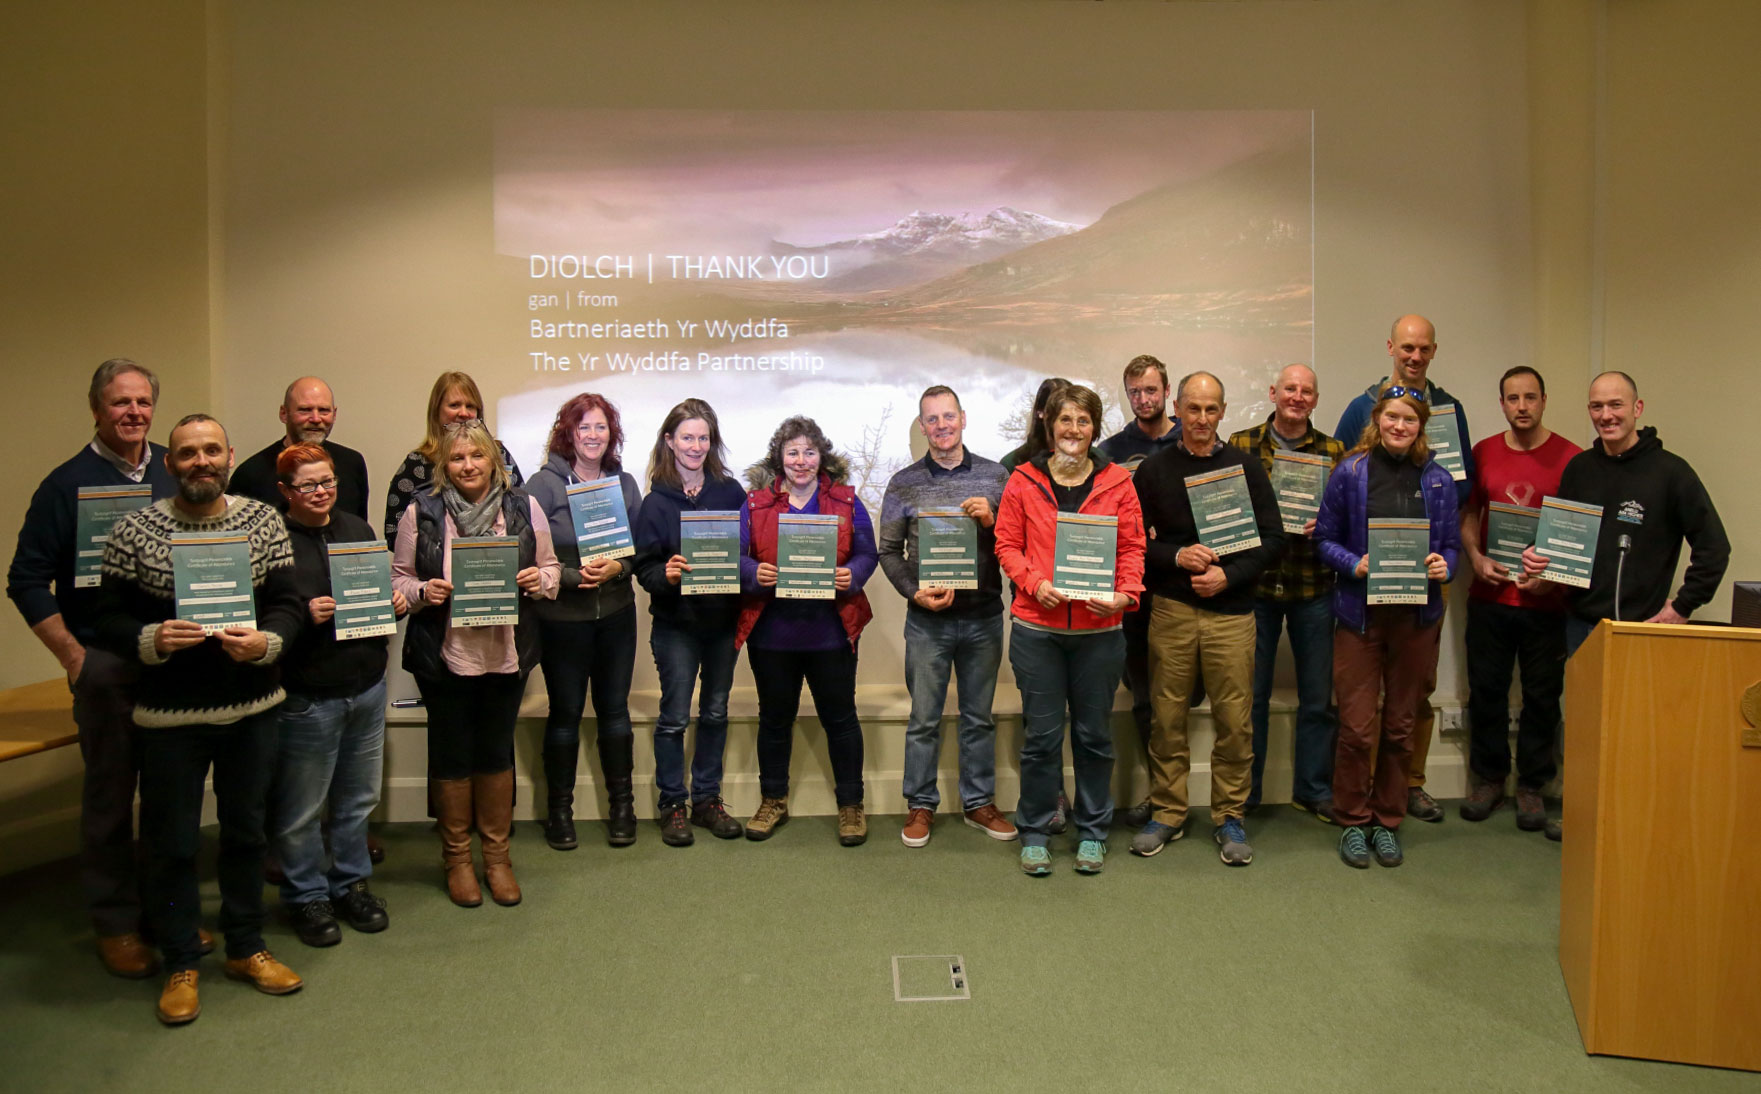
524, 393, 643, 850
391, 420, 559, 906
270, 444, 406, 946
631, 399, 749, 845
1314, 383, 1460, 870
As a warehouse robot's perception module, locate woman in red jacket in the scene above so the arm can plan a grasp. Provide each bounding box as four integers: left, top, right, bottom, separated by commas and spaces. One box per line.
995, 383, 1146, 876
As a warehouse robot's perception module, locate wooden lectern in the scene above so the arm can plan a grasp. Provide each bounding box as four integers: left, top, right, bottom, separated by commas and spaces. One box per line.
1559, 620, 1761, 1072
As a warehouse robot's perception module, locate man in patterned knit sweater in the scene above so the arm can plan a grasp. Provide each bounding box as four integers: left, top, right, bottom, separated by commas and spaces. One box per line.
95, 414, 306, 1026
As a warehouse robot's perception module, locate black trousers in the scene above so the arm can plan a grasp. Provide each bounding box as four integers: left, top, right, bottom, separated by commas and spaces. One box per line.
417, 670, 526, 779
71, 648, 145, 936
749, 645, 865, 806
1464, 599, 1565, 790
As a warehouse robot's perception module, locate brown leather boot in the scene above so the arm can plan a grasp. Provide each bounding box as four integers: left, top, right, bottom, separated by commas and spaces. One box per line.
434, 778, 481, 907
97, 932, 158, 979
474, 769, 522, 906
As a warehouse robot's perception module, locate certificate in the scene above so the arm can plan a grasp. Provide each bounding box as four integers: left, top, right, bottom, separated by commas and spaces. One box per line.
1535, 496, 1602, 589
1184, 465, 1261, 556
565, 477, 635, 561
1052, 512, 1117, 602
74, 485, 154, 587
326, 541, 397, 640
172, 531, 257, 634
1366, 517, 1430, 605
916, 508, 978, 590
680, 510, 741, 596
450, 535, 520, 626
1483, 502, 1540, 570
1268, 450, 1330, 535
1424, 404, 1467, 481
775, 513, 838, 600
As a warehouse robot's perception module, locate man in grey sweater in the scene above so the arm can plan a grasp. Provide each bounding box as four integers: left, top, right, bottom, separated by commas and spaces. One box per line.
877, 386, 1016, 848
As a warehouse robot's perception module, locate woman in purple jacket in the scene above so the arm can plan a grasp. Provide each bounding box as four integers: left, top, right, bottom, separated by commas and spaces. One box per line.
1315, 383, 1460, 871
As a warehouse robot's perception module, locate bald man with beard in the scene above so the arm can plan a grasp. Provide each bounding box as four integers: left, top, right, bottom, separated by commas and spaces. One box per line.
230, 377, 371, 522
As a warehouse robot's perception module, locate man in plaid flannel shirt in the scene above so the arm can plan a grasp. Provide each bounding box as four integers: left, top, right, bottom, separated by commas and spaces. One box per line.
1227, 364, 1345, 821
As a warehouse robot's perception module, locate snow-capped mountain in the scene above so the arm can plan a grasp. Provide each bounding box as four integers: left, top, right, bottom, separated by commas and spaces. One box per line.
772, 207, 1084, 291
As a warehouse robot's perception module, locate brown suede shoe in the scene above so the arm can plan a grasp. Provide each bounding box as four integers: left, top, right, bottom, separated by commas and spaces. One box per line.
97, 932, 158, 979
963, 804, 1020, 842
901, 808, 932, 848
435, 777, 482, 908
475, 770, 522, 907
156, 970, 200, 1025
223, 951, 303, 995
837, 804, 868, 847
746, 797, 789, 841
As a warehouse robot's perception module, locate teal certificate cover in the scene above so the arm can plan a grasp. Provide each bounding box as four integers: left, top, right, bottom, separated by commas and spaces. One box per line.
326, 541, 397, 640
1484, 502, 1540, 571
1269, 450, 1330, 534
1052, 512, 1117, 601
450, 535, 520, 627
916, 508, 978, 590
1367, 517, 1430, 605
775, 513, 838, 600
172, 531, 257, 634
565, 477, 635, 561
1424, 404, 1467, 481
75, 485, 153, 588
680, 510, 741, 596
1535, 496, 1602, 589
1184, 465, 1261, 556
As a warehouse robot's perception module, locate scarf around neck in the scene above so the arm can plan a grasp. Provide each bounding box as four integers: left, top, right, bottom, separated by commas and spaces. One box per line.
441, 480, 506, 537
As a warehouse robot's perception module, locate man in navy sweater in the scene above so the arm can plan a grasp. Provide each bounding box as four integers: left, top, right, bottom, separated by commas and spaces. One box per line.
6, 359, 177, 979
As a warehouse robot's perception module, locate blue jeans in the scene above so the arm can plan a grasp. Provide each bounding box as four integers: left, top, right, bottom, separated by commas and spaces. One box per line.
902, 609, 1004, 812
1009, 622, 1123, 846
651, 620, 738, 807
1249, 595, 1336, 806
271, 679, 386, 906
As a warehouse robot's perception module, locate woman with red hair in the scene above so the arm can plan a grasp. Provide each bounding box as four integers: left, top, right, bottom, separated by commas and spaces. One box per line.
525, 392, 644, 850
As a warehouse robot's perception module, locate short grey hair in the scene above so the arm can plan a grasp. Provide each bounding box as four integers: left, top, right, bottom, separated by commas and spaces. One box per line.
88, 358, 160, 412
1175, 370, 1225, 405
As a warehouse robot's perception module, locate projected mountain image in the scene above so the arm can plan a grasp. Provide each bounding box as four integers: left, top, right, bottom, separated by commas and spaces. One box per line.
770, 207, 1083, 292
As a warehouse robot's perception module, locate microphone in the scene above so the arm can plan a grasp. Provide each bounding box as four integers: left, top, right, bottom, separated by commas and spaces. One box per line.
1613, 533, 1632, 621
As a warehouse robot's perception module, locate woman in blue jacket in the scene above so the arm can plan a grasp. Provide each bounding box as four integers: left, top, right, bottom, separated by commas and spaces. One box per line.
1315, 383, 1459, 870
631, 399, 750, 846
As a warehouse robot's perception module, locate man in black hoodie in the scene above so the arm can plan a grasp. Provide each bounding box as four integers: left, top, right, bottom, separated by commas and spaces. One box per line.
1523, 371, 1729, 656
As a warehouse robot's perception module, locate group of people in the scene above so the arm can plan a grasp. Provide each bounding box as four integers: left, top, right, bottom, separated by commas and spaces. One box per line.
6, 312, 1732, 1026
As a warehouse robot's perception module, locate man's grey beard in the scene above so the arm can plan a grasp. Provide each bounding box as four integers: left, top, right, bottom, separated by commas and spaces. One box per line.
1047, 450, 1087, 478
177, 468, 230, 505
294, 425, 331, 443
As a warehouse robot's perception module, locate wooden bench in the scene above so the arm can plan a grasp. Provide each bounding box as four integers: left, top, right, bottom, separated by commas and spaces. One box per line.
0, 679, 78, 763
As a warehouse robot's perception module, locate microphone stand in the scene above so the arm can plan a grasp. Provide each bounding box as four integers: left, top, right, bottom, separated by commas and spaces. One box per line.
1613, 533, 1632, 621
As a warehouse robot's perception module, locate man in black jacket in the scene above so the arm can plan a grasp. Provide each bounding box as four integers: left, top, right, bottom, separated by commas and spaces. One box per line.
1523, 371, 1729, 656
1129, 372, 1284, 867
229, 377, 371, 522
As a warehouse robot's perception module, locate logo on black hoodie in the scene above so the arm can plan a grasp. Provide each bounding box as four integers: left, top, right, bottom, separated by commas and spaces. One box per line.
1618, 500, 1645, 526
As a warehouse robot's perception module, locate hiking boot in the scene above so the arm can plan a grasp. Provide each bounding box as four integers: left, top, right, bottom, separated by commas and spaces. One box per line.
1121, 799, 1154, 828
1047, 790, 1070, 835
1515, 788, 1547, 831
691, 798, 745, 839
1020, 845, 1052, 877
659, 803, 695, 847
1214, 817, 1254, 866
1546, 817, 1563, 841
333, 881, 389, 934
1130, 819, 1181, 857
289, 900, 341, 948
1339, 826, 1370, 869
1459, 777, 1506, 822
1370, 825, 1404, 867
901, 808, 933, 847
746, 797, 789, 841
1074, 839, 1106, 874
962, 804, 1018, 841
1291, 796, 1337, 825
1407, 787, 1444, 823
837, 804, 867, 847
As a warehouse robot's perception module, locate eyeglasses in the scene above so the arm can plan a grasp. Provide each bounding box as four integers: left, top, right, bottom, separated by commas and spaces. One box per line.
1382, 386, 1428, 401
288, 478, 337, 495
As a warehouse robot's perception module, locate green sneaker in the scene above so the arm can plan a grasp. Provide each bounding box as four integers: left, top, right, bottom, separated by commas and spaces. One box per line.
1020, 845, 1052, 877
1338, 825, 1370, 869
1370, 825, 1403, 868
1074, 839, 1106, 874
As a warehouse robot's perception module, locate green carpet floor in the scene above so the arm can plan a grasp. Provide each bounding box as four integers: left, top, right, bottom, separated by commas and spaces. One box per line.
3, 805, 1758, 1093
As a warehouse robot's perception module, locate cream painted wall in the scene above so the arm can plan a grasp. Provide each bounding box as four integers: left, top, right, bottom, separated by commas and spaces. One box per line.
0, 3, 212, 872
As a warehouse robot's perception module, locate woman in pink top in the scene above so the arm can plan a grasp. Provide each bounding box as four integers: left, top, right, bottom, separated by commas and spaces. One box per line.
392, 420, 559, 907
